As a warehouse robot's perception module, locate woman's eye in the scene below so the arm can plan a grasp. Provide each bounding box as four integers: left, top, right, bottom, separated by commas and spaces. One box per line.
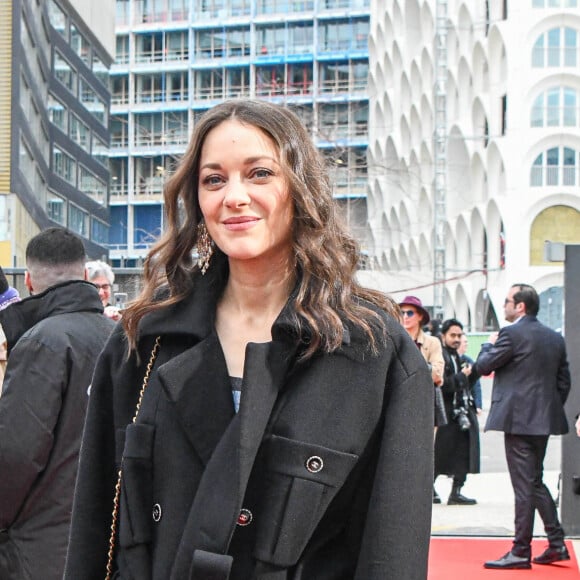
203, 175, 223, 187
252, 168, 273, 180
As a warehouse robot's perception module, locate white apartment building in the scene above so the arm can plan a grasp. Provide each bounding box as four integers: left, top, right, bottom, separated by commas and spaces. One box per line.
365, 0, 580, 331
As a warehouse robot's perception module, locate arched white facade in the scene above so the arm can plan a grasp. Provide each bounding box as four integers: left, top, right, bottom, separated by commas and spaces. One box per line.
366, 1, 580, 330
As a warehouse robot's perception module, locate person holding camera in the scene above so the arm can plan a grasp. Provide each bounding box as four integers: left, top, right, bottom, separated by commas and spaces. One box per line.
434, 318, 481, 505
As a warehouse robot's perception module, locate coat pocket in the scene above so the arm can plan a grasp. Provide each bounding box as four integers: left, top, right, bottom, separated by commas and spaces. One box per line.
119, 423, 156, 549
253, 435, 358, 568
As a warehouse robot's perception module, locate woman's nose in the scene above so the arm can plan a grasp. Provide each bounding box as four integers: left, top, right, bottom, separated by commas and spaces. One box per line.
223, 179, 250, 207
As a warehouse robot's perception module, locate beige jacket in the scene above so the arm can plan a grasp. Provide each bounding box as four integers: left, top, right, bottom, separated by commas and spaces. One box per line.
416, 329, 444, 386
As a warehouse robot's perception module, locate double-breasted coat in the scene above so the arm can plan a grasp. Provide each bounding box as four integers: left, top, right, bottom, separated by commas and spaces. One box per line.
65, 276, 433, 580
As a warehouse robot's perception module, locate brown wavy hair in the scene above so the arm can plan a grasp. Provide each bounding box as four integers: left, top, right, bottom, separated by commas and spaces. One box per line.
122, 99, 398, 358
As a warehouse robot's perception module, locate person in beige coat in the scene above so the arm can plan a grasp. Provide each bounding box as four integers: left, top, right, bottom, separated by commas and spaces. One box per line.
399, 295, 446, 503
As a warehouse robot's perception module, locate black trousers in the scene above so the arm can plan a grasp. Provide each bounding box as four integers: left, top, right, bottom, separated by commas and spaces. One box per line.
504, 433, 564, 557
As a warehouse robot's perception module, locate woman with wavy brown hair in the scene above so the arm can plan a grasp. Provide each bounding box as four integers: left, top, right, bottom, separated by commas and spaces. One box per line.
65, 100, 433, 580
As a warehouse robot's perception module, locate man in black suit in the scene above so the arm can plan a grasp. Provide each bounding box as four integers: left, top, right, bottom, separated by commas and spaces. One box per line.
475, 284, 570, 570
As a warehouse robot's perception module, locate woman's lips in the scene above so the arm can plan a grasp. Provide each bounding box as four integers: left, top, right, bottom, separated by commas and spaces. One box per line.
222, 216, 259, 231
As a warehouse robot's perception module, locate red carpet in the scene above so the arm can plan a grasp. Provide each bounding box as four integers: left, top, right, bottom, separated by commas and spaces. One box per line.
429, 538, 580, 579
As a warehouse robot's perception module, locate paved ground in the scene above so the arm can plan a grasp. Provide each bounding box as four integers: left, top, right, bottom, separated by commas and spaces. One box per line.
431, 465, 560, 537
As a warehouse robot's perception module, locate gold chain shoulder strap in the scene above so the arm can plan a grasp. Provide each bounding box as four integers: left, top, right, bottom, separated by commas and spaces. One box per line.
105, 336, 161, 580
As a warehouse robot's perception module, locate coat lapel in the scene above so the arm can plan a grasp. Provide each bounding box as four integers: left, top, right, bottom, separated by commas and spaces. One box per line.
238, 340, 297, 489
157, 332, 234, 465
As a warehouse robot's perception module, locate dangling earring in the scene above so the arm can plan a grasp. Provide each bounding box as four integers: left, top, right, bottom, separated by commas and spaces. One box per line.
196, 220, 213, 275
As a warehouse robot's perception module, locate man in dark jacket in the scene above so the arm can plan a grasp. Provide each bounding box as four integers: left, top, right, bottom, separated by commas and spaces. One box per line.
476, 283, 570, 570
434, 318, 480, 505
0, 228, 115, 580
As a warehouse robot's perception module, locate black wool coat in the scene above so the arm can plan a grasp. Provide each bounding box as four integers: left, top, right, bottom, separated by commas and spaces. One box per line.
434, 346, 480, 477
65, 277, 433, 580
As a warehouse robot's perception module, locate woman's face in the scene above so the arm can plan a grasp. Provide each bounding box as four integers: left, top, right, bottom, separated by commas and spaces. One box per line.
91, 275, 111, 306
198, 120, 294, 268
401, 306, 421, 333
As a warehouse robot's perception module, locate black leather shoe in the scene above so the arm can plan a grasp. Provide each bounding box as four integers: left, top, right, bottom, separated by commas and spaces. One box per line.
533, 545, 570, 565
433, 488, 441, 504
484, 552, 531, 569
448, 492, 477, 505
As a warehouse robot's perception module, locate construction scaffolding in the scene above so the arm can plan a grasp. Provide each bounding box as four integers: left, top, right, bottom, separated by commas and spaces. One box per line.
433, 0, 448, 320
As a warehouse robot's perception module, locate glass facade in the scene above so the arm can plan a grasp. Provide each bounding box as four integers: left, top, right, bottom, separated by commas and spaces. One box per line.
45, 0, 113, 255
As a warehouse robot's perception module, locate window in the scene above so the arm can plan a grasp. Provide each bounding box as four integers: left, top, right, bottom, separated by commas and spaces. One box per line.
323, 146, 367, 196
55, 51, 77, 94
164, 111, 188, 144
287, 22, 313, 54
48, 0, 67, 38
137, 0, 167, 23
287, 63, 312, 95
92, 52, 109, 89
135, 155, 176, 196
116, 0, 130, 25
47, 191, 66, 225
70, 24, 90, 64
110, 157, 128, 197
532, 27, 578, 67
92, 133, 109, 168
199, 0, 227, 18
69, 204, 88, 237
256, 63, 312, 97
226, 27, 250, 57
319, 103, 350, 140
230, 0, 251, 17
111, 75, 129, 105
226, 67, 250, 98
19, 139, 35, 190
53, 146, 77, 185
256, 65, 285, 96
320, 60, 367, 93
166, 31, 188, 60
116, 35, 129, 65
109, 206, 128, 248
319, 19, 368, 52
80, 166, 107, 205
196, 29, 225, 59
111, 115, 128, 148
531, 87, 578, 127
135, 112, 163, 146
136, 32, 164, 63
91, 218, 109, 245
167, 71, 188, 101
70, 113, 90, 151
195, 69, 224, 100
80, 79, 107, 126
135, 73, 162, 103
531, 146, 578, 186
257, 0, 314, 14
169, 0, 189, 19
532, 0, 577, 6
135, 111, 188, 146
134, 204, 162, 248
256, 24, 286, 55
